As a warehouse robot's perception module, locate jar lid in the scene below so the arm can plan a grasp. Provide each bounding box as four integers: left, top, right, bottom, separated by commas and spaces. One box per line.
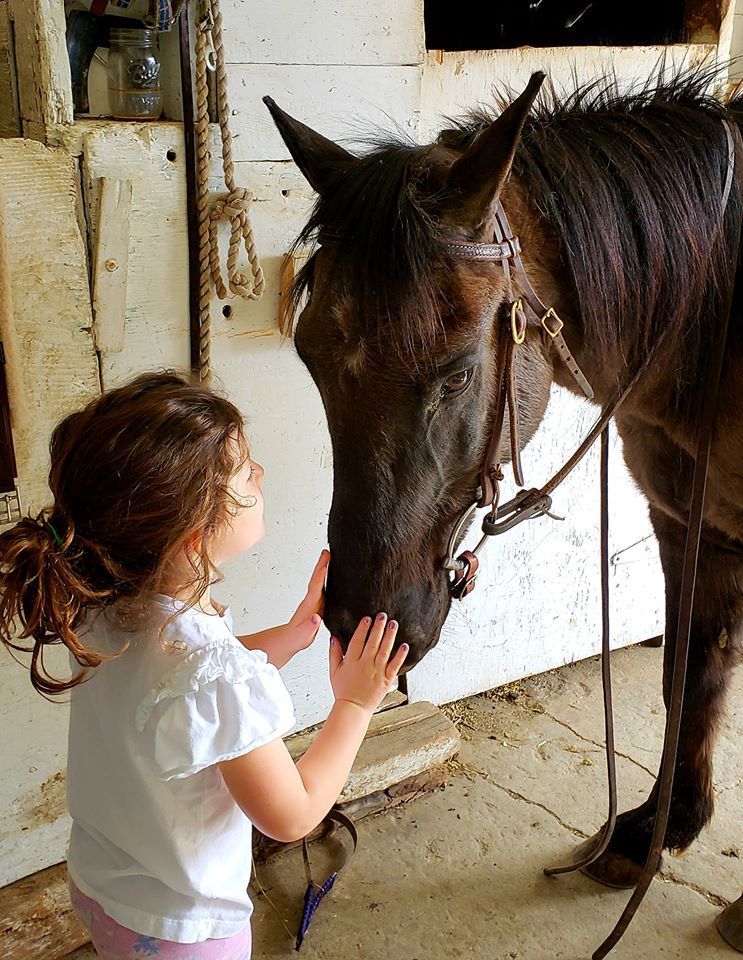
109, 27, 157, 44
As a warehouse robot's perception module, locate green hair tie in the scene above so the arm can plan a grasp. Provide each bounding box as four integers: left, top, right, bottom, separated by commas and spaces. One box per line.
46, 521, 63, 547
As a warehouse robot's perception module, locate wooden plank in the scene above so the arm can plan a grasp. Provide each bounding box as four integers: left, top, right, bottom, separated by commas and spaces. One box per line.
220, 0, 424, 66
223, 63, 421, 162
722, 0, 742, 79
0, 862, 88, 960
278, 248, 310, 336
286, 701, 460, 804
419, 44, 718, 142
0, 139, 99, 524
0, 2, 20, 138
91, 178, 133, 354
0, 140, 98, 887
377, 688, 407, 712
7, 0, 73, 141
79, 124, 192, 385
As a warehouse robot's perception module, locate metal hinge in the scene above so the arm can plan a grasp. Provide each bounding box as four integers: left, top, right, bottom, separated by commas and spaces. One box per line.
0, 483, 22, 527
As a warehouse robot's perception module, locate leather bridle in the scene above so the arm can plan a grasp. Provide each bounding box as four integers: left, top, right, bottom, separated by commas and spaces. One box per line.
443, 201, 595, 600
443, 119, 739, 958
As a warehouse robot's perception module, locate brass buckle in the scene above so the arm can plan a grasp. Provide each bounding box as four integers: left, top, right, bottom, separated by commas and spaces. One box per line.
510, 299, 526, 344
541, 306, 564, 338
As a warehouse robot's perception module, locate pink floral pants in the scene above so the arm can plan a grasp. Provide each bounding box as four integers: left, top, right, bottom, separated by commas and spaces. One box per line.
69, 881, 252, 959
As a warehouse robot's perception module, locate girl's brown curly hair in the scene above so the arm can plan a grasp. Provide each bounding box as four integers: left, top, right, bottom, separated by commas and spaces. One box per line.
0, 371, 250, 696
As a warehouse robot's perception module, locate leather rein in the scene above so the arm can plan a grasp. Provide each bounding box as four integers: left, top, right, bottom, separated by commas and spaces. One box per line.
443, 119, 739, 959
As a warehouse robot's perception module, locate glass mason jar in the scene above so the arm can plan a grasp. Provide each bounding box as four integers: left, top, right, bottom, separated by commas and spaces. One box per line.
107, 27, 162, 120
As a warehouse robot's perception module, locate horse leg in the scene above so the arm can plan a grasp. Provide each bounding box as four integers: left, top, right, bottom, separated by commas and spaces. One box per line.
718, 892, 743, 952
581, 505, 742, 888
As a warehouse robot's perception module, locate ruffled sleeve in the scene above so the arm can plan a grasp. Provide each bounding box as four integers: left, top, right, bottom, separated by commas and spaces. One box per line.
135, 639, 295, 781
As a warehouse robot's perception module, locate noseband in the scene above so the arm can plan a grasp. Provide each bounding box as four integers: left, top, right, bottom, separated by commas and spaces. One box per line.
442, 202, 595, 600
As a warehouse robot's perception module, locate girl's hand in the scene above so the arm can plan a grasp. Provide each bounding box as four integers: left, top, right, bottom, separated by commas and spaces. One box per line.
328, 613, 408, 713
238, 550, 329, 668
286, 549, 330, 651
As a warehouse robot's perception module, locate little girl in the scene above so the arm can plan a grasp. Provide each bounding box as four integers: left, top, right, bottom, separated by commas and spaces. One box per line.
0, 371, 407, 959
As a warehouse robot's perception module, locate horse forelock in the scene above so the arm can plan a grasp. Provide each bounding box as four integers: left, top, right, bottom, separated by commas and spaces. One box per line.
290, 143, 459, 367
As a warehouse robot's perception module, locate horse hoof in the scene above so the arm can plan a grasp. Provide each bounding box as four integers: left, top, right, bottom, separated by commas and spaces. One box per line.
718, 895, 743, 952
573, 834, 651, 890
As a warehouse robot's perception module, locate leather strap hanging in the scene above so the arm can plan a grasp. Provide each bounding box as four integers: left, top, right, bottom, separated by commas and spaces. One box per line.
295, 809, 358, 951
0, 341, 20, 524
544, 426, 618, 879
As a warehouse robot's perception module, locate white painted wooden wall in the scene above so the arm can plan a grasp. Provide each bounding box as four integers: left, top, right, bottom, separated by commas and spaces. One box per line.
1, 0, 739, 888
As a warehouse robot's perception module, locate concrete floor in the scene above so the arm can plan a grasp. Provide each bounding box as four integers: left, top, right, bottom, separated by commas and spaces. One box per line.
69, 644, 743, 960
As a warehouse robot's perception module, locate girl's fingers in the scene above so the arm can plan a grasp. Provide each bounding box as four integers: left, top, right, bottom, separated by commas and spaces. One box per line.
304, 554, 327, 602
310, 549, 330, 588
328, 635, 343, 677
295, 551, 329, 621
385, 642, 409, 682
346, 616, 371, 660
304, 614, 322, 642
363, 612, 388, 660
375, 620, 397, 667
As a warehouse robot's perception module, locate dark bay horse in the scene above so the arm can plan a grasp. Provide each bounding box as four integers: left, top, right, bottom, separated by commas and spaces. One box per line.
264, 72, 743, 891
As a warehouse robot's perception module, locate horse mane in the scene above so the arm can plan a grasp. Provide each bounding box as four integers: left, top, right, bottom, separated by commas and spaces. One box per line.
294, 66, 742, 379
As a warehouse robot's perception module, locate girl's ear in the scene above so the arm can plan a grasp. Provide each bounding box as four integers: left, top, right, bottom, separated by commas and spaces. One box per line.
171, 529, 206, 582
184, 528, 204, 558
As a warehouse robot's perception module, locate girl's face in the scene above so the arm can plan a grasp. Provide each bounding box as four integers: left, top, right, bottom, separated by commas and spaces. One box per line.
214, 454, 266, 564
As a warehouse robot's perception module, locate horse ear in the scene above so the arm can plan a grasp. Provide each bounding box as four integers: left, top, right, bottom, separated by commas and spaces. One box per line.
263, 97, 357, 194
444, 72, 545, 238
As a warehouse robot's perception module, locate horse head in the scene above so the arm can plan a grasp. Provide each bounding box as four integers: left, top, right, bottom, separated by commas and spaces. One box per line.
265, 75, 555, 669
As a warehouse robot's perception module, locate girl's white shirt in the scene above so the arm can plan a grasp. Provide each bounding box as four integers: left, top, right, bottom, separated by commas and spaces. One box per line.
66, 596, 295, 944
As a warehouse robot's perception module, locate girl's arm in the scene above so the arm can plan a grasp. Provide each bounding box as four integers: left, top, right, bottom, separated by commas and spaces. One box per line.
238, 624, 306, 668
219, 615, 407, 842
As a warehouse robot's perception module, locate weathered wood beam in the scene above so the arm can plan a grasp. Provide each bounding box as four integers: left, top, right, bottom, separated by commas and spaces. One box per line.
0, 2, 20, 138
7, 0, 73, 141
0, 862, 88, 960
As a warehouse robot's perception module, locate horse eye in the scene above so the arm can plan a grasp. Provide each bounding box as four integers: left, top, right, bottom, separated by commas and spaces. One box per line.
441, 368, 473, 398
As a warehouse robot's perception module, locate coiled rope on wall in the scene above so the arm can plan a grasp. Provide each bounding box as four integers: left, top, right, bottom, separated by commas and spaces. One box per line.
191, 0, 265, 381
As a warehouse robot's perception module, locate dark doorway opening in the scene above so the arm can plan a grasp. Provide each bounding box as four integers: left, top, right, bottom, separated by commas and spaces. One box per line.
424, 1, 722, 52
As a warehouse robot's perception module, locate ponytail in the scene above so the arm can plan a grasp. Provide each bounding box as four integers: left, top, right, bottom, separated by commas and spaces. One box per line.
0, 511, 109, 695
0, 371, 248, 697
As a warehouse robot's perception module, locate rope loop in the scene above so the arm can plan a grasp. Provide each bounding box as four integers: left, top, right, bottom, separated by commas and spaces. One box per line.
208, 189, 265, 300
193, 0, 265, 379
